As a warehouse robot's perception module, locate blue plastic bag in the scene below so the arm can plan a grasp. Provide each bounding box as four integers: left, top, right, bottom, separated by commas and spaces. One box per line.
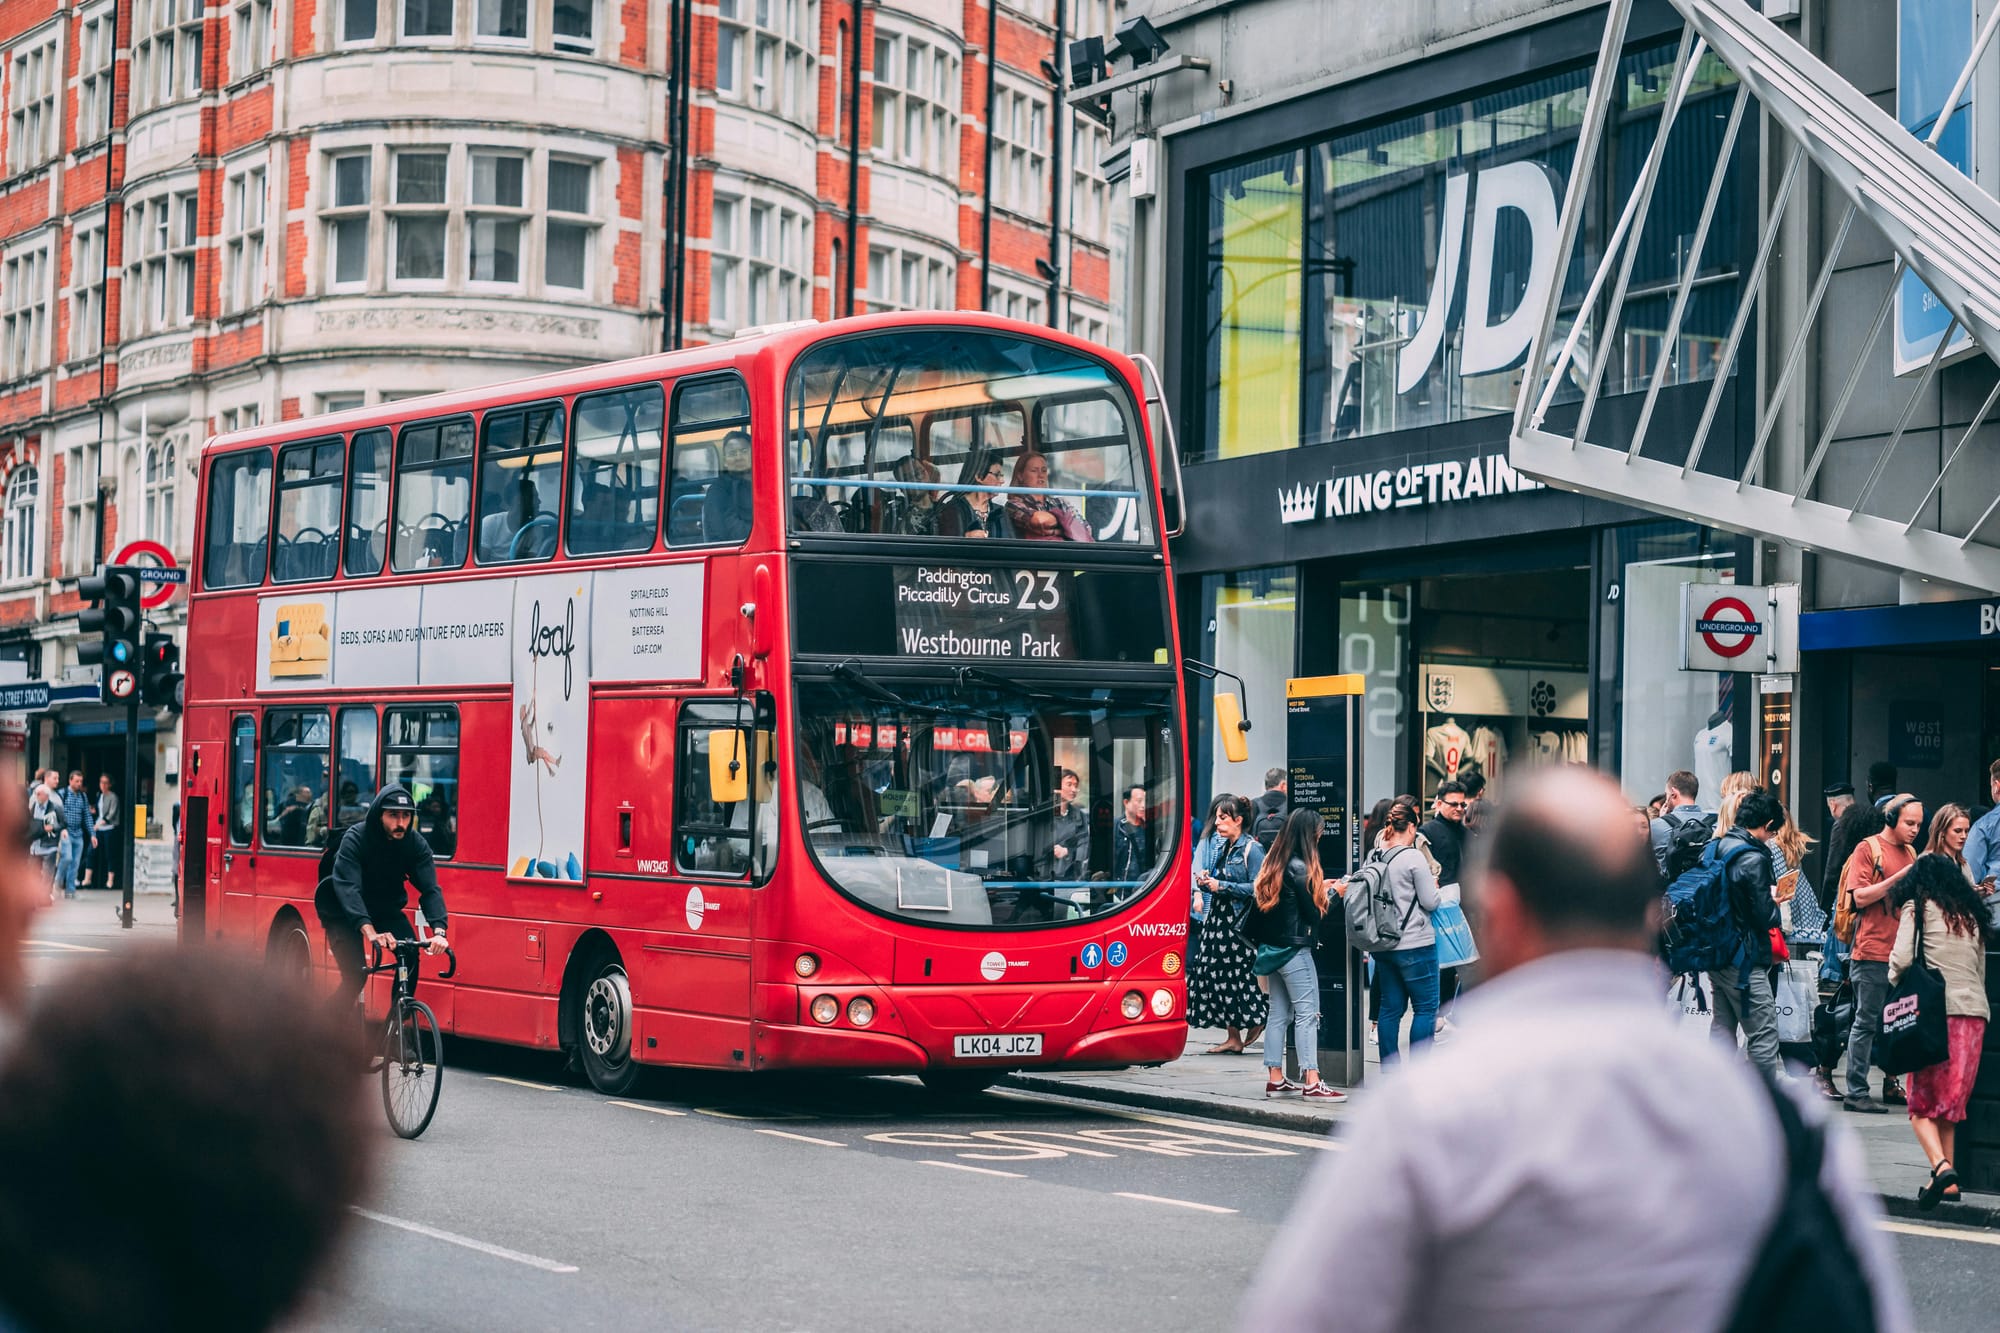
1432, 900, 1480, 968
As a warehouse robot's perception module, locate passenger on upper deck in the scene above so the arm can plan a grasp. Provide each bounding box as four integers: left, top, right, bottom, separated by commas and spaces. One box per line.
479, 478, 553, 561
882, 456, 942, 536
1005, 452, 1092, 542
703, 431, 755, 544
939, 452, 1010, 539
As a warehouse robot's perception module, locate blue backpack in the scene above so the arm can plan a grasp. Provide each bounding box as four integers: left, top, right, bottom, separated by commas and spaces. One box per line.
1662, 839, 1759, 976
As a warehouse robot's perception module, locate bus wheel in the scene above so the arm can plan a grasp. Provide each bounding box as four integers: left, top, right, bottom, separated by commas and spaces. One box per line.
577, 954, 641, 1096
919, 1070, 996, 1097
266, 916, 312, 982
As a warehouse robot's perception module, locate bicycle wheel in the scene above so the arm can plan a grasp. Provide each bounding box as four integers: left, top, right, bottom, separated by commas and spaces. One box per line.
381, 999, 444, 1139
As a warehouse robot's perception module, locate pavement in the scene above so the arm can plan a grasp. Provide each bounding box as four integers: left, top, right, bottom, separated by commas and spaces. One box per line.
1007, 1025, 2000, 1229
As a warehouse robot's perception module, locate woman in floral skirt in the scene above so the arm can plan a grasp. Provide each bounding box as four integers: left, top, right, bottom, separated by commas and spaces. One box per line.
1188, 793, 1267, 1053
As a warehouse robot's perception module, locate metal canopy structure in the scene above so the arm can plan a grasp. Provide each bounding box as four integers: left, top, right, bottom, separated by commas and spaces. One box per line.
1510, 0, 2000, 592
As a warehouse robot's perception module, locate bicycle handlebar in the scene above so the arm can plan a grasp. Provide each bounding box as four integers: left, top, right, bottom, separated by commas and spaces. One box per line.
367, 936, 458, 980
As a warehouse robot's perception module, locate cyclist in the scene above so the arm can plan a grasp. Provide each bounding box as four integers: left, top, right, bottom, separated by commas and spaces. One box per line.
314, 786, 449, 1026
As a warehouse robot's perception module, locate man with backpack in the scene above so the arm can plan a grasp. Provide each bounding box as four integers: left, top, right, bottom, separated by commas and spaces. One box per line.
1649, 770, 1713, 878
1706, 788, 1786, 1079
1248, 769, 1287, 850
1241, 766, 1907, 1333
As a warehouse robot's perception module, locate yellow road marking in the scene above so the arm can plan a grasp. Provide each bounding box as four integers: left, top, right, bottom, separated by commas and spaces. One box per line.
757, 1129, 846, 1147
23, 939, 105, 952
608, 1100, 687, 1117
918, 1159, 1024, 1179
1879, 1219, 2000, 1246
1114, 1192, 1238, 1215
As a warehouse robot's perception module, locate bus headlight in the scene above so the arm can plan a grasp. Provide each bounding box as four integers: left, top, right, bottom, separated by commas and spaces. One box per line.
1150, 989, 1174, 1018
810, 994, 840, 1024
846, 996, 875, 1027
1121, 990, 1145, 1021
794, 953, 820, 978
1161, 951, 1182, 976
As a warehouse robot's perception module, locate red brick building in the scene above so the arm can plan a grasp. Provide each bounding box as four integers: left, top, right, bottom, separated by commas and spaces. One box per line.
0, 0, 1121, 812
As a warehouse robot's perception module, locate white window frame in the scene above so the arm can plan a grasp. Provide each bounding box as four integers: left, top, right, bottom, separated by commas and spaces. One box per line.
60, 442, 96, 577
710, 188, 813, 331
76, 7, 114, 145
221, 403, 265, 432
870, 20, 958, 178
1070, 119, 1109, 246
1, 238, 51, 382
7, 29, 59, 176
474, 0, 530, 46
324, 150, 373, 290
70, 218, 105, 361
864, 240, 950, 313
338, 0, 379, 46
544, 155, 595, 294
222, 161, 269, 314
133, 0, 205, 113
2, 462, 40, 583
389, 148, 450, 289
466, 148, 529, 287
230, 0, 274, 81
124, 189, 198, 335
986, 271, 1045, 326
992, 78, 1050, 222
552, 0, 597, 53
399, 0, 456, 44
716, 0, 817, 120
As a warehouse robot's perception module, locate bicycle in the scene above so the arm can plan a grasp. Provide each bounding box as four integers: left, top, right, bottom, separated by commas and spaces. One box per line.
362, 934, 457, 1139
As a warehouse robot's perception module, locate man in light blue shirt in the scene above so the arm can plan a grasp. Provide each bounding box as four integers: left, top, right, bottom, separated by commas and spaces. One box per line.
1962, 760, 2000, 888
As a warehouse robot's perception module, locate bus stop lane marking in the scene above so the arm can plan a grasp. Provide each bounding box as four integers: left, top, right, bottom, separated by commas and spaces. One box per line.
486, 1076, 564, 1093
864, 1127, 1294, 1163
989, 1088, 1343, 1152
1114, 1192, 1238, 1215
352, 1207, 580, 1274
918, 1160, 1025, 1179
609, 1100, 688, 1117
756, 1129, 847, 1148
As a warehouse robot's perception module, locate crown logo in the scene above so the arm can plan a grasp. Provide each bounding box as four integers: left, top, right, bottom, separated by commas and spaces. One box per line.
1278, 482, 1320, 524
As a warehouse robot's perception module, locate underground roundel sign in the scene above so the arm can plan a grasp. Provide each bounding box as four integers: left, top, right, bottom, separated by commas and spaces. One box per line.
112, 539, 181, 609
1695, 595, 1763, 659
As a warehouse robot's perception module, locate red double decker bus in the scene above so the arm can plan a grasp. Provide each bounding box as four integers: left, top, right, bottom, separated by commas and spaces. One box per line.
183, 313, 1190, 1093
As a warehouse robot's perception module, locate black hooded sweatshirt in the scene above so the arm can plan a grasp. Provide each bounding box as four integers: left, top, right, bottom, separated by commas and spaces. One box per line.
314, 784, 447, 932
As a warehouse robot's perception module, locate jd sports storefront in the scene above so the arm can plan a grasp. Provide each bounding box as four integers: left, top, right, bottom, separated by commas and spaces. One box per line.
1163, 7, 1755, 812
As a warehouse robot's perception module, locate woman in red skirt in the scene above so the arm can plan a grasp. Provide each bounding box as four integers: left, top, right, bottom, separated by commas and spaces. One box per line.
1891, 853, 1997, 1209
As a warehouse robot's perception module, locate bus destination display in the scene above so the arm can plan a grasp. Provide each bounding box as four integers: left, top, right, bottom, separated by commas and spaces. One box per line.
892, 565, 1073, 660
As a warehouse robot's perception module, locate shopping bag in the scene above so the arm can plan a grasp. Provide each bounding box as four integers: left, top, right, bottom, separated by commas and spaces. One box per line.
1431, 900, 1480, 968
1669, 972, 1712, 1039
1878, 901, 1951, 1076
1774, 959, 1817, 1046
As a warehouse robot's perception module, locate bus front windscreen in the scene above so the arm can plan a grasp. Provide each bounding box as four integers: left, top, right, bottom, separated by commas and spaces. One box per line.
795, 676, 1178, 928
787, 328, 1156, 546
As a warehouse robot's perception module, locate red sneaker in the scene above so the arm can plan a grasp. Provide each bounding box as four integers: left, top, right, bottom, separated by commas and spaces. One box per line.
1263, 1077, 1302, 1098
1301, 1083, 1348, 1102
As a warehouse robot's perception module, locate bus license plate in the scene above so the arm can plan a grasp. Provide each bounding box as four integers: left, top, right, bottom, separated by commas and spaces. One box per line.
954, 1033, 1043, 1059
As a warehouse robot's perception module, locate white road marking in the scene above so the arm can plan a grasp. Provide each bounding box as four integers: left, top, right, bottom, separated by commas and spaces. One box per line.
485, 1076, 562, 1092
1114, 1192, 1239, 1215
757, 1129, 847, 1147
989, 1088, 1342, 1152
609, 1100, 687, 1117
23, 939, 105, 952
918, 1159, 1025, 1179
351, 1208, 580, 1273
1879, 1219, 2000, 1247
693, 1105, 817, 1121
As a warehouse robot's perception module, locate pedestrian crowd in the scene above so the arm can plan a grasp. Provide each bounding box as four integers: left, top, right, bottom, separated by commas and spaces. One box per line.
22, 767, 120, 904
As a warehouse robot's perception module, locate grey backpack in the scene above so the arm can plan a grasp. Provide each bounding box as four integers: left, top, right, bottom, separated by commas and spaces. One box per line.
1343, 846, 1421, 952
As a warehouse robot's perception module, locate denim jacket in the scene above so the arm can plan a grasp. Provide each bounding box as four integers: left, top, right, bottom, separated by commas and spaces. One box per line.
1192, 833, 1263, 923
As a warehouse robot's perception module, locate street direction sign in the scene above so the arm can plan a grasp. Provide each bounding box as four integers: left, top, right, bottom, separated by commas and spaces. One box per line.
0, 680, 50, 712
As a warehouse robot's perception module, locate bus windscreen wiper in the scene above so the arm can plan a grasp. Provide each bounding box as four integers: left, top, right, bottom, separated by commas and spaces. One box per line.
954, 665, 1113, 711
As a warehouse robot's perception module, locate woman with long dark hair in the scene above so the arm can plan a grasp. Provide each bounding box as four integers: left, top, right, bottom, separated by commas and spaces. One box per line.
1892, 852, 1995, 1208
1247, 808, 1345, 1101
1187, 793, 1266, 1053
1352, 797, 1443, 1064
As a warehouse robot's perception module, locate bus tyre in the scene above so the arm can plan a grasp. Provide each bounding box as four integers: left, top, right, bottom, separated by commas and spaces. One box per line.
919, 1069, 996, 1097
266, 918, 312, 981
577, 954, 641, 1096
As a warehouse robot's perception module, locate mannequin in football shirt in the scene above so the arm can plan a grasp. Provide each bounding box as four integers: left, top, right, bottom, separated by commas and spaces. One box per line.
1424, 718, 1473, 786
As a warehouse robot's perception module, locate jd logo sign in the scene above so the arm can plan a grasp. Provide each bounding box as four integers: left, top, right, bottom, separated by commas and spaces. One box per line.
1397, 161, 1564, 394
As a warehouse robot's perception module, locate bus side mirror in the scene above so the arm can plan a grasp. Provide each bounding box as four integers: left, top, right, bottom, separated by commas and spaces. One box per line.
1215, 692, 1250, 764
708, 730, 772, 804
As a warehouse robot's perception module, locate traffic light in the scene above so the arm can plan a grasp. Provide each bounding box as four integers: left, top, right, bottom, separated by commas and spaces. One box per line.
78, 565, 142, 705
142, 631, 183, 712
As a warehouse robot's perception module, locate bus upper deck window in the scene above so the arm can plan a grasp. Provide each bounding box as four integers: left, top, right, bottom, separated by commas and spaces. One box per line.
202, 450, 274, 590
391, 417, 474, 572
668, 374, 753, 547
568, 384, 663, 556
344, 428, 391, 576
476, 402, 564, 565
272, 437, 344, 584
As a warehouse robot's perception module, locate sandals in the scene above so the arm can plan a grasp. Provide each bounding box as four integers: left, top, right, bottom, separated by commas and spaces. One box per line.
1204, 1042, 1245, 1055
1919, 1158, 1959, 1212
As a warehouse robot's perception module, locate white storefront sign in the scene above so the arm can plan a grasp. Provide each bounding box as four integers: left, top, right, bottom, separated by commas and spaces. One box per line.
1277, 451, 1544, 525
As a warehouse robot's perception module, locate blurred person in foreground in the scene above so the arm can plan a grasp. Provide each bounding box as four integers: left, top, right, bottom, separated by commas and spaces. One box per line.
1240, 766, 1908, 1333
0, 947, 372, 1333
0, 782, 46, 1047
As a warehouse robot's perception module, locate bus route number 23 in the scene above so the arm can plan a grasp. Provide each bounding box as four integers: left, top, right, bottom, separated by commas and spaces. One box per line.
1012, 570, 1062, 612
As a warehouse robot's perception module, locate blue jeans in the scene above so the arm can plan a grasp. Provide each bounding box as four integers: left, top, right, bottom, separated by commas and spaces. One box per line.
1262, 949, 1320, 1075
56, 833, 86, 895
1376, 944, 1440, 1064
